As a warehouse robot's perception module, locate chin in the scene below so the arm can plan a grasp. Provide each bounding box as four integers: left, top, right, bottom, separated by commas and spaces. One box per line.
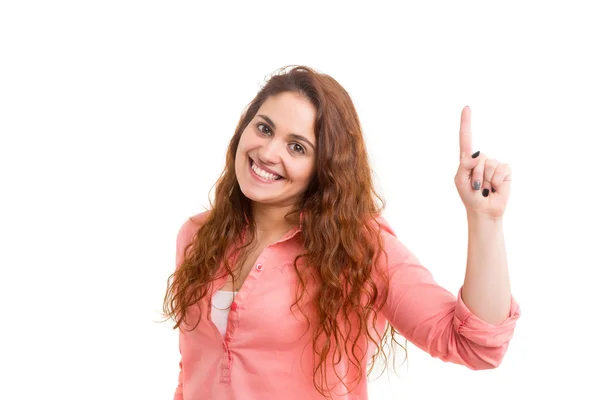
239, 186, 295, 207
242, 190, 278, 204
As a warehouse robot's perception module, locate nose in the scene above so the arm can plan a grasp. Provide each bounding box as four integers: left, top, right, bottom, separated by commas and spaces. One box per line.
257, 138, 281, 165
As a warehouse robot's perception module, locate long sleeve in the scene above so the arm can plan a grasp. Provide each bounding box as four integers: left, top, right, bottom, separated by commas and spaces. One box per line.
173, 356, 184, 400
172, 220, 193, 400
376, 218, 521, 370
171, 212, 210, 399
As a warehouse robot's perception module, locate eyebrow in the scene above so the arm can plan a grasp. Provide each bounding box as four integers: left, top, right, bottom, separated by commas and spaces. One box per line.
257, 114, 316, 151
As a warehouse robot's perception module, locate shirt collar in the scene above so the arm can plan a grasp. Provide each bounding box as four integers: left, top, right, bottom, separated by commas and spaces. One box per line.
240, 209, 304, 243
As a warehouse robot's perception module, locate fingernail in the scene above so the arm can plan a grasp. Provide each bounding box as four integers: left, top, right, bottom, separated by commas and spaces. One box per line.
482, 188, 489, 197
492, 188, 496, 193
473, 181, 481, 190
471, 151, 480, 158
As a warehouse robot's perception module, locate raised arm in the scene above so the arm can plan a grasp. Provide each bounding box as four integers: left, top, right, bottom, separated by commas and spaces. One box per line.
377, 106, 520, 368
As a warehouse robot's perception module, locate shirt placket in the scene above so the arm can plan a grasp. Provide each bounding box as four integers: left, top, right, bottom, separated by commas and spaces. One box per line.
217, 227, 301, 384
218, 259, 267, 383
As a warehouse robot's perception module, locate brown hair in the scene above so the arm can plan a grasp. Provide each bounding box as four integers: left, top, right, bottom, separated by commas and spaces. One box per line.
162, 65, 406, 397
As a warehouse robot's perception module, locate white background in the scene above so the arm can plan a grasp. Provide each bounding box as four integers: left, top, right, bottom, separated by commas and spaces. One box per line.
1, 1, 599, 399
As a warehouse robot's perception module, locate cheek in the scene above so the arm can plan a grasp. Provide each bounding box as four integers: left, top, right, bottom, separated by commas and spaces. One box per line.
292, 161, 316, 183
235, 132, 251, 158
235, 144, 244, 160
234, 141, 248, 171
237, 131, 258, 154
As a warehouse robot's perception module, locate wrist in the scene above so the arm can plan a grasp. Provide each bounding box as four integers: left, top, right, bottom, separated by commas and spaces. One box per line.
467, 212, 503, 225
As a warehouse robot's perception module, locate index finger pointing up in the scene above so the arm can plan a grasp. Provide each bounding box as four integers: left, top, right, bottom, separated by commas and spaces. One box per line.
459, 105, 472, 159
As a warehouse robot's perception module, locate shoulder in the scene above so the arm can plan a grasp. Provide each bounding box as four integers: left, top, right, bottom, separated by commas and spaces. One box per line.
176, 210, 212, 247
174, 210, 212, 268
372, 214, 421, 266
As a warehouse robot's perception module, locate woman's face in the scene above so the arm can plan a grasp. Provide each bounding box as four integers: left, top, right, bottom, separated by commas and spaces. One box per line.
235, 92, 317, 208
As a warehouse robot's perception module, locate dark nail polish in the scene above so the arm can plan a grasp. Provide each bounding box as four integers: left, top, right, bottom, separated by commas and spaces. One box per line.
492, 188, 496, 193
471, 151, 480, 158
482, 188, 489, 197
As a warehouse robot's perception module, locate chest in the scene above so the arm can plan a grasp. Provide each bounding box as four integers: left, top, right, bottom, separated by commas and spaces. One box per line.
182, 246, 318, 350
219, 244, 267, 291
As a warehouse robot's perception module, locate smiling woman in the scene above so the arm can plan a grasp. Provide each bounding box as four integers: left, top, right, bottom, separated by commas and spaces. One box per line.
161, 65, 521, 400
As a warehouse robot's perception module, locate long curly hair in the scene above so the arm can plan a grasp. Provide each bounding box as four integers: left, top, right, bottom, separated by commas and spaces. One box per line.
162, 65, 406, 397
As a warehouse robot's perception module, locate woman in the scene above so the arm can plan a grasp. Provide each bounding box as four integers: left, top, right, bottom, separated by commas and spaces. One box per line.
162, 65, 521, 400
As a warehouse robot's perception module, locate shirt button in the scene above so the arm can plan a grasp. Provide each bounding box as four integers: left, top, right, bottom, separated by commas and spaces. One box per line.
255, 264, 263, 271
230, 302, 238, 311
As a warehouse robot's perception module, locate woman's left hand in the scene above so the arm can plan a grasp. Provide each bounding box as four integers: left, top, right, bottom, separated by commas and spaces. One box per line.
454, 106, 512, 219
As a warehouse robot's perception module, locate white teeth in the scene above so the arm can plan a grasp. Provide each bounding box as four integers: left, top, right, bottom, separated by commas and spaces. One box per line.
251, 161, 281, 181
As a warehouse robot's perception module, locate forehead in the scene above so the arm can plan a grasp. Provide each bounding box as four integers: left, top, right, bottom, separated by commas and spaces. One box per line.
256, 93, 317, 142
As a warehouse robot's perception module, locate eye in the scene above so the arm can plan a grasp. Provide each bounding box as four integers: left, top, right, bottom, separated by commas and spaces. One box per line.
289, 143, 306, 154
256, 123, 271, 135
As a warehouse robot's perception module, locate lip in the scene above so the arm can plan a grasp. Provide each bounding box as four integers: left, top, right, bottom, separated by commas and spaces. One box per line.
248, 157, 284, 183
249, 157, 284, 178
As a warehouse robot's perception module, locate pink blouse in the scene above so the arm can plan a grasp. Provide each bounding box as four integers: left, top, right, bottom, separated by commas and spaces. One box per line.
172, 211, 521, 399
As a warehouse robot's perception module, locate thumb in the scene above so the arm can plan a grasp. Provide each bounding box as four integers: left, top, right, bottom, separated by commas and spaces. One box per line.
458, 151, 479, 178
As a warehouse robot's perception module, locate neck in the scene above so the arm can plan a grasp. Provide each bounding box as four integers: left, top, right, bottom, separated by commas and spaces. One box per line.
250, 202, 300, 241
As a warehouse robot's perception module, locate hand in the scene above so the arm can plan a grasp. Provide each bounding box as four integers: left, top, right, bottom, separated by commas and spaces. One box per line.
454, 106, 512, 219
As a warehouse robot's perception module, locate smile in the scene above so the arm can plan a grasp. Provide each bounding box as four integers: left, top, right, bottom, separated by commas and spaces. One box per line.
249, 158, 284, 182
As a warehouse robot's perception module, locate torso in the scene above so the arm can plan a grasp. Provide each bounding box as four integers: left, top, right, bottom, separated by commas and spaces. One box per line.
219, 239, 270, 291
